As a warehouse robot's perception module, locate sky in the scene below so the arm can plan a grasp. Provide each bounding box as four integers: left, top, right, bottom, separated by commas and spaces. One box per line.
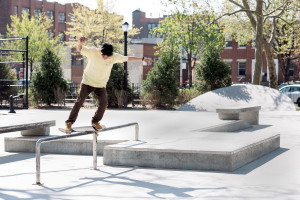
47, 0, 170, 28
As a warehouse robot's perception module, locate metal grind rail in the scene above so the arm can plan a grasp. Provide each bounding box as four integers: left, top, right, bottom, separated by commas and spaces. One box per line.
35, 122, 139, 185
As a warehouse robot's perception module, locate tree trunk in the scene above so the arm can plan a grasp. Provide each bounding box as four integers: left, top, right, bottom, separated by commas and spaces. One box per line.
277, 54, 291, 82
263, 39, 278, 89
188, 52, 192, 88
252, 0, 264, 85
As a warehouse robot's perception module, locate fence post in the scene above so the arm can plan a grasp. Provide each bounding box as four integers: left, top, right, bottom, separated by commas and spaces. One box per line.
8, 95, 16, 113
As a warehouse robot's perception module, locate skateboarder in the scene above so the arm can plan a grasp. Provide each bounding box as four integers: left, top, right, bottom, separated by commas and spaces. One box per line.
65, 37, 152, 132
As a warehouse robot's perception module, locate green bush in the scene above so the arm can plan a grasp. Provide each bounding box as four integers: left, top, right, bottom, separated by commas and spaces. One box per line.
195, 47, 231, 93
141, 50, 180, 109
177, 88, 202, 105
31, 47, 68, 106
105, 63, 133, 108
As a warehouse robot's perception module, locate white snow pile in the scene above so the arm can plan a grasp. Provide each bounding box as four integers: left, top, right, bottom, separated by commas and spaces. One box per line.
178, 84, 296, 112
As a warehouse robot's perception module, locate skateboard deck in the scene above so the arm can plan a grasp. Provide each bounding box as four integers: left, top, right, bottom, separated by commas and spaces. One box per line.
58, 125, 106, 134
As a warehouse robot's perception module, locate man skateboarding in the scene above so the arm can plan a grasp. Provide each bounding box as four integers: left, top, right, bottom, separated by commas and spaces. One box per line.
65, 37, 152, 132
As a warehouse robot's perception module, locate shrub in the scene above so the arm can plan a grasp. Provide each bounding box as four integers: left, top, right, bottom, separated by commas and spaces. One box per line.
177, 88, 202, 105
195, 47, 231, 93
141, 50, 180, 109
31, 47, 68, 106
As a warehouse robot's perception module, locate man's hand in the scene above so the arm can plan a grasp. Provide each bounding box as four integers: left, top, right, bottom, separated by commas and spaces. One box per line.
77, 37, 86, 52
143, 57, 153, 65
79, 37, 87, 44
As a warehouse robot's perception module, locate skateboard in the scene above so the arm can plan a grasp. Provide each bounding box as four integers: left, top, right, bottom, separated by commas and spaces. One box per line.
58, 125, 106, 135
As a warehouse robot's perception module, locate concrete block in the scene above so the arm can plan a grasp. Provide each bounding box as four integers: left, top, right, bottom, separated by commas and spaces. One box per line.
21, 127, 50, 136
216, 106, 261, 125
5, 136, 126, 155
103, 132, 280, 172
0, 120, 55, 136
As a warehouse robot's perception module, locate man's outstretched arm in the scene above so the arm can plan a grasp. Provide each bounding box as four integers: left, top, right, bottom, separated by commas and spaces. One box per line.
127, 56, 153, 65
76, 37, 86, 52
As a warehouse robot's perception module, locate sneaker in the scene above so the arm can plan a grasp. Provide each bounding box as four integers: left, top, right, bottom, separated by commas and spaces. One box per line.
65, 122, 73, 132
92, 122, 102, 131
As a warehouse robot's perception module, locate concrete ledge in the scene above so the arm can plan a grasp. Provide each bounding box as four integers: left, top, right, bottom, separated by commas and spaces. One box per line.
197, 120, 251, 132
0, 120, 55, 136
103, 132, 280, 172
5, 136, 126, 155
216, 106, 261, 125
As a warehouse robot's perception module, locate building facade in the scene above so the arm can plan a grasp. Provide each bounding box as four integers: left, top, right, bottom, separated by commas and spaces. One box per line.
0, 0, 83, 83
130, 9, 189, 87
132, 9, 300, 86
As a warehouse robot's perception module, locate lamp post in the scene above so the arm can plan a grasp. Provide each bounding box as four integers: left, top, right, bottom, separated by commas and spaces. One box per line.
122, 22, 129, 108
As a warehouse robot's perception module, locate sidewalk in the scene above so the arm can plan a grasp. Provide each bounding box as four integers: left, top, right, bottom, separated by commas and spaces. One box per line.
1, 109, 300, 199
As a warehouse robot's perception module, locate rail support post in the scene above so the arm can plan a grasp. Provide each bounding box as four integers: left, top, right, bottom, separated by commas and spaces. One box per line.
93, 132, 97, 170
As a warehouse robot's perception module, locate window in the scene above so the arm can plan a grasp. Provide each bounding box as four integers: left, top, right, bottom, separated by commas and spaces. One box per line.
69, 15, 75, 23
14, 6, 18, 15
47, 11, 54, 20
251, 40, 256, 48
225, 37, 232, 48
289, 62, 294, 77
291, 87, 300, 92
58, 32, 65, 42
238, 43, 247, 48
34, 9, 42, 19
224, 60, 232, 77
238, 62, 246, 76
147, 23, 157, 38
281, 87, 290, 93
58, 12, 65, 23
47, 31, 54, 39
22, 7, 30, 18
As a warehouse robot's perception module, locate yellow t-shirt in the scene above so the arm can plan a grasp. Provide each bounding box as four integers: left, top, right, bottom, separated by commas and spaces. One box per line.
80, 46, 128, 88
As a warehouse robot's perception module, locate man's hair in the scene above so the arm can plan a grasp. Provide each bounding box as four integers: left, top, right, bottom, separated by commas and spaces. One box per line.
101, 43, 113, 56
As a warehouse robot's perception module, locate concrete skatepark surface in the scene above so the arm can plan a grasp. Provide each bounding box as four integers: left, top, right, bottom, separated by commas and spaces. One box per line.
1, 109, 300, 199
0, 85, 300, 199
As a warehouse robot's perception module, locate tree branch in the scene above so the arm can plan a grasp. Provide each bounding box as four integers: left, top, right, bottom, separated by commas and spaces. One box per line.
242, 0, 257, 29
213, 8, 255, 24
263, 0, 290, 17
228, 0, 245, 9
264, 15, 291, 26
268, 17, 276, 44
291, 56, 300, 60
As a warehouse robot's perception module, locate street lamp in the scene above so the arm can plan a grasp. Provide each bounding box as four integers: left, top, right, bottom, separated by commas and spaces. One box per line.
122, 22, 129, 108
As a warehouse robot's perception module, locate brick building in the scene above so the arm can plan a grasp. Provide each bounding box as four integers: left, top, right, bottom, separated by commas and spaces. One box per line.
132, 9, 300, 86
0, 0, 83, 83
129, 9, 189, 87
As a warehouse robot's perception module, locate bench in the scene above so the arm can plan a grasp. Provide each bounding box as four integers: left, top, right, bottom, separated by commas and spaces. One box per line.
0, 120, 55, 136
216, 106, 261, 125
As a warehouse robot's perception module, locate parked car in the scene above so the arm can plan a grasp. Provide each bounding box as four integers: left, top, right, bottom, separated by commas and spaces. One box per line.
279, 85, 300, 106
278, 82, 300, 90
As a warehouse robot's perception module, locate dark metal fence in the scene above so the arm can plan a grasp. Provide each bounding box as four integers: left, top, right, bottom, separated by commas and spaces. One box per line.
0, 36, 29, 109
0, 79, 27, 109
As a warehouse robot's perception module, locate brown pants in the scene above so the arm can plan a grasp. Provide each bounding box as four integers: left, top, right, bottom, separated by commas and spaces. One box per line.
66, 83, 108, 124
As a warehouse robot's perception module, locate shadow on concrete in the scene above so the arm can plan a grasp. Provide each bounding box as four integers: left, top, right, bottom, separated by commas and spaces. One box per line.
0, 188, 67, 200
0, 153, 35, 165
235, 124, 273, 132
41, 168, 227, 199
232, 147, 289, 175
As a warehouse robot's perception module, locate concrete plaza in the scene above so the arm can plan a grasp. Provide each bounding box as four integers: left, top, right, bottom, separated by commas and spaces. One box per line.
0, 108, 300, 199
